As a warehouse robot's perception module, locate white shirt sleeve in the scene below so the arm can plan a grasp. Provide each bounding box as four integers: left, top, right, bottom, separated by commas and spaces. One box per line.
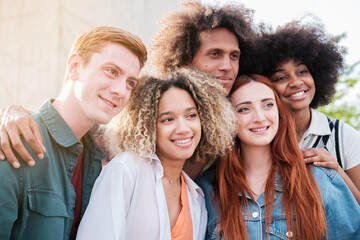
342, 122, 360, 170
76, 156, 135, 240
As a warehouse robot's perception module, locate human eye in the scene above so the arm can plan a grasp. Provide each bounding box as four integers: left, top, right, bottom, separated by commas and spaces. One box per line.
187, 112, 198, 119
159, 116, 173, 123
264, 102, 274, 109
208, 51, 219, 58
104, 68, 117, 78
230, 52, 240, 61
126, 79, 137, 89
298, 69, 309, 75
237, 107, 249, 113
271, 74, 287, 82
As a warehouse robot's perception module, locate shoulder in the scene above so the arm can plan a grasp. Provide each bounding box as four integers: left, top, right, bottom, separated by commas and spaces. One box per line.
101, 152, 154, 179
311, 166, 356, 206
196, 168, 216, 196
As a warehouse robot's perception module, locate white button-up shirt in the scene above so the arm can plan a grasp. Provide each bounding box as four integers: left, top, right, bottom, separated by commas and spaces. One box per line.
77, 152, 207, 240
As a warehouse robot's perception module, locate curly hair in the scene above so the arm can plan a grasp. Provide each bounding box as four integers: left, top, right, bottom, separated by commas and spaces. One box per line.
246, 20, 345, 108
105, 68, 237, 163
150, 1, 256, 76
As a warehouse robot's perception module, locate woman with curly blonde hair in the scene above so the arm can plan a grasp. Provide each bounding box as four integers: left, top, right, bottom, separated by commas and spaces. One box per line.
76, 68, 237, 240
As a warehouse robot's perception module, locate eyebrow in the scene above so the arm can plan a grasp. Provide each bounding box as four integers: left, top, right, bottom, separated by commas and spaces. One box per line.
158, 107, 197, 118
206, 48, 241, 54
273, 61, 306, 73
103, 62, 138, 81
235, 98, 274, 108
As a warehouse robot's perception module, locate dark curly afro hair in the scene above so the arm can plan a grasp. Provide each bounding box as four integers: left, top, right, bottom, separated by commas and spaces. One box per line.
150, 1, 256, 77
242, 21, 345, 109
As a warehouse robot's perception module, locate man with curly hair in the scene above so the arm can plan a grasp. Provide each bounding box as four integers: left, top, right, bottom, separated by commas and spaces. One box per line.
150, 1, 256, 94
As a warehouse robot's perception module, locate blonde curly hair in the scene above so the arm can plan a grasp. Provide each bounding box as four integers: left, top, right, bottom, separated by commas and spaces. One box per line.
105, 68, 237, 163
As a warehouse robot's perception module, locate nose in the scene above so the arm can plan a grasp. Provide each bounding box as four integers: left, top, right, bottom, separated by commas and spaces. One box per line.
253, 108, 266, 123
175, 118, 190, 134
219, 56, 232, 72
288, 75, 303, 87
110, 78, 129, 98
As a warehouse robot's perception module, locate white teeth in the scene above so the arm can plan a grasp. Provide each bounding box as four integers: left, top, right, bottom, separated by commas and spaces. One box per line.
100, 96, 116, 107
173, 138, 191, 144
290, 91, 305, 97
251, 127, 267, 132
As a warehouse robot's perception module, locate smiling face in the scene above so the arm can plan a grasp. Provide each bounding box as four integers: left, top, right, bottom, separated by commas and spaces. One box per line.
231, 81, 279, 148
270, 59, 315, 113
155, 87, 201, 165
191, 28, 240, 94
74, 42, 141, 124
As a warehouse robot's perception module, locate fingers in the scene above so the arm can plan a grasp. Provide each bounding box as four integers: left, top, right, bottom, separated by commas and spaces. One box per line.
30, 119, 46, 154
0, 129, 21, 168
0, 148, 5, 160
313, 161, 340, 171
303, 148, 341, 172
19, 119, 45, 159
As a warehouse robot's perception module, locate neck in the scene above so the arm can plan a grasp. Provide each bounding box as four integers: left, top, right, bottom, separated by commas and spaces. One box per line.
52, 83, 94, 140
240, 143, 272, 199
241, 144, 272, 175
291, 107, 311, 141
160, 157, 185, 184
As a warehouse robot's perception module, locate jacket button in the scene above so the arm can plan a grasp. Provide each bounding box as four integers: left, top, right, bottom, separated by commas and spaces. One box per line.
69, 166, 75, 172
77, 145, 83, 152
286, 231, 293, 237
252, 211, 259, 218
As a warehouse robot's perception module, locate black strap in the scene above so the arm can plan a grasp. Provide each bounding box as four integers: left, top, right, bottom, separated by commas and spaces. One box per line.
334, 119, 342, 168
312, 117, 342, 168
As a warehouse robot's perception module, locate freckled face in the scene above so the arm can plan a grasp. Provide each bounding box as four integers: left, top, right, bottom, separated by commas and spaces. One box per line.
156, 87, 201, 164
231, 81, 279, 148
191, 28, 240, 94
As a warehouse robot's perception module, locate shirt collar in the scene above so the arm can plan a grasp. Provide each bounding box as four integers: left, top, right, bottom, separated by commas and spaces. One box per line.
146, 153, 204, 198
37, 99, 105, 158
302, 109, 331, 139
38, 99, 79, 148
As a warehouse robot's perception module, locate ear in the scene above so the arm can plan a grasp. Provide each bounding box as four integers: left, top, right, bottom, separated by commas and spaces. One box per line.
67, 54, 81, 81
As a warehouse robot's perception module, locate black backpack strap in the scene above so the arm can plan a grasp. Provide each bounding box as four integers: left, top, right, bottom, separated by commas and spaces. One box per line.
334, 119, 342, 168
324, 117, 343, 168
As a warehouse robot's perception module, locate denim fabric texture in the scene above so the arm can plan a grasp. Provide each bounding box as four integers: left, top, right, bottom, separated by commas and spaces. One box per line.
196, 165, 360, 240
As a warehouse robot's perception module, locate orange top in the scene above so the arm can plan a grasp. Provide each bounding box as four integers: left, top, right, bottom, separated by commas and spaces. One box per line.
171, 174, 193, 240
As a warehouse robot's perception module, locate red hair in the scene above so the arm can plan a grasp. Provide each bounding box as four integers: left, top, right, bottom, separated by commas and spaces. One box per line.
215, 74, 327, 239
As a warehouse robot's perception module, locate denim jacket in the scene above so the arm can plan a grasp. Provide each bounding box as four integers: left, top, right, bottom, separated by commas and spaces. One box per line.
196, 165, 360, 240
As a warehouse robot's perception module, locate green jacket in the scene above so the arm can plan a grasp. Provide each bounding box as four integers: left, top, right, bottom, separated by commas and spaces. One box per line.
0, 99, 104, 240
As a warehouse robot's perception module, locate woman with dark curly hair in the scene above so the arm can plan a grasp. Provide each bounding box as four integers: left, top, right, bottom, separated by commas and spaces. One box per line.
76, 68, 237, 240
253, 21, 360, 203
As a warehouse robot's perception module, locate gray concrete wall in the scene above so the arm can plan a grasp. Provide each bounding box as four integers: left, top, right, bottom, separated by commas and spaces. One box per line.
0, 0, 179, 110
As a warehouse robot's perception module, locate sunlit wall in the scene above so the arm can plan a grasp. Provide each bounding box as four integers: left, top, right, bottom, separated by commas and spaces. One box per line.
0, 0, 179, 110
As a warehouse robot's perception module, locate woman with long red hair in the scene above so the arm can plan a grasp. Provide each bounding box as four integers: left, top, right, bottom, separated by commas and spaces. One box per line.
197, 74, 360, 239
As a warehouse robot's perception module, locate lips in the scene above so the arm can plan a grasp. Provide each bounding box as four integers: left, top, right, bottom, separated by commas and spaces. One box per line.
171, 137, 193, 147
99, 95, 117, 107
250, 126, 269, 133
216, 76, 233, 81
286, 89, 308, 99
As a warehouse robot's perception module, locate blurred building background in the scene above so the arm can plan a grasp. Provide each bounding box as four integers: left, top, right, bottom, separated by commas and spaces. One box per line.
0, 0, 179, 110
